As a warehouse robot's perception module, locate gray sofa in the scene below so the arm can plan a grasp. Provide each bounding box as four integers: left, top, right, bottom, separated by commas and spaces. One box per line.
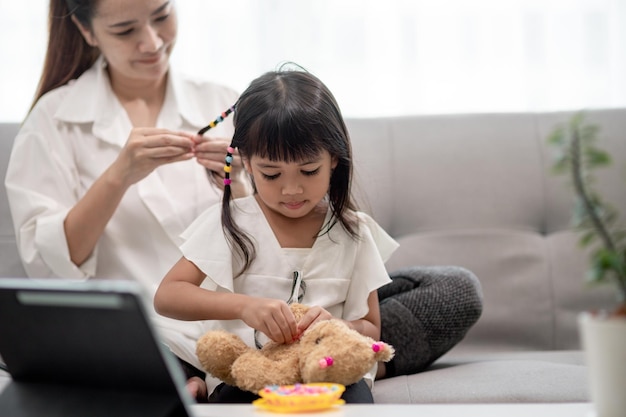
2, 108, 625, 403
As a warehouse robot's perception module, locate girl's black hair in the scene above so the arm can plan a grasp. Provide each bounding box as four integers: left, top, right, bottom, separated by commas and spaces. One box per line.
222, 66, 358, 274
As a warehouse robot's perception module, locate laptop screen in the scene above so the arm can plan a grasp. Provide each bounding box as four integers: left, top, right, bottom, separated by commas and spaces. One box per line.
0, 278, 194, 417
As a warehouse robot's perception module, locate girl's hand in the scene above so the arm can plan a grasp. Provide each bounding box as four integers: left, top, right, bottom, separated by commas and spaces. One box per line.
296, 305, 334, 336
240, 298, 299, 344
111, 128, 196, 188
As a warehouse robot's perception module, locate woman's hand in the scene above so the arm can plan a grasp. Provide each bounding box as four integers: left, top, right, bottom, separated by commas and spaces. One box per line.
194, 135, 250, 197
240, 298, 299, 344
110, 128, 197, 188
193, 136, 232, 174
65, 128, 196, 266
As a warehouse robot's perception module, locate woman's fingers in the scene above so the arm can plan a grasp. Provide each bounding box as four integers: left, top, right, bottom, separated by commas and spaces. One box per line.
141, 130, 196, 157
113, 128, 196, 186
195, 138, 248, 184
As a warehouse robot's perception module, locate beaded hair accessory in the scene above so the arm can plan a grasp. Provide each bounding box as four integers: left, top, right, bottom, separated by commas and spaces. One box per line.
197, 105, 235, 136
210, 107, 237, 187
197, 105, 236, 186
223, 145, 235, 186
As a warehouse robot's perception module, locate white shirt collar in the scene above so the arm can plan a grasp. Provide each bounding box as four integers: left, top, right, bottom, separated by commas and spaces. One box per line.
52, 55, 205, 146
54, 56, 119, 124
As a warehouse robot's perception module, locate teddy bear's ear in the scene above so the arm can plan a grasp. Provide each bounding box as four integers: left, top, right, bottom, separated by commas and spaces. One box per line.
372, 341, 395, 362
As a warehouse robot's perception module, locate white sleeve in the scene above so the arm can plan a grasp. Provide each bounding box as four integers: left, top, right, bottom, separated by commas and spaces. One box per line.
179, 203, 236, 292
358, 212, 400, 263
5, 108, 95, 279
342, 212, 399, 321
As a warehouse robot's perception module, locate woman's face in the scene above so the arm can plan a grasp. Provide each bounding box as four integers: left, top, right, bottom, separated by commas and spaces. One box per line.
74, 0, 177, 85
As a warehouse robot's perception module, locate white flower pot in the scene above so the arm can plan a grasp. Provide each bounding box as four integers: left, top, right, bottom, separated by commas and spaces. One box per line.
578, 312, 626, 417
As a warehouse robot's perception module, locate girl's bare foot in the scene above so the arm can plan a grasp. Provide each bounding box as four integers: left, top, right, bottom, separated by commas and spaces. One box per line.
186, 376, 208, 402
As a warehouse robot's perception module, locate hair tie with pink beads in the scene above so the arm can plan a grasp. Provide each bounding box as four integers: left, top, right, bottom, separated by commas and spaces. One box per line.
223, 146, 236, 186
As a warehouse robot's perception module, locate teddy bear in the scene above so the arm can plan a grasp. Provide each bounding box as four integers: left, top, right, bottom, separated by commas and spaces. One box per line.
196, 303, 395, 393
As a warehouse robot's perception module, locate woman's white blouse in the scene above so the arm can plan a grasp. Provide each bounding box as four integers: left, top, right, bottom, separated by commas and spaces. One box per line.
4, 57, 239, 366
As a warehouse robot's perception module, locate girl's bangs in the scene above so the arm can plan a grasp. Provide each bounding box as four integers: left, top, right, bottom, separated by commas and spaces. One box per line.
245, 109, 327, 162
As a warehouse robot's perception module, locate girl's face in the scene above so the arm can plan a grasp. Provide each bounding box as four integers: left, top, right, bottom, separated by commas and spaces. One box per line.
245, 150, 338, 220
74, 0, 177, 86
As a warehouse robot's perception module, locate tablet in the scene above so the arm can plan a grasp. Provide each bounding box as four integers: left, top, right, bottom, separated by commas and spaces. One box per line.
0, 278, 194, 417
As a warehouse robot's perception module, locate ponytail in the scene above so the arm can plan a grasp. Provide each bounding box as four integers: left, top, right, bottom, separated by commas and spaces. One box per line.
221, 142, 255, 276
30, 0, 99, 113
196, 105, 255, 275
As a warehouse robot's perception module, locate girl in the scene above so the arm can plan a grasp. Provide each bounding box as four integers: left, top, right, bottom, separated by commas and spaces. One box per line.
154, 68, 399, 403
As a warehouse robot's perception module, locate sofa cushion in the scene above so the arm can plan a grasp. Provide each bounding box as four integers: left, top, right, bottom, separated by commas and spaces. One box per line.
372, 350, 588, 403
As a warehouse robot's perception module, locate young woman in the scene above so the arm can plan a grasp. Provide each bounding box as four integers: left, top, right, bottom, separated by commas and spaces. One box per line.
4, 0, 248, 400
155, 68, 397, 403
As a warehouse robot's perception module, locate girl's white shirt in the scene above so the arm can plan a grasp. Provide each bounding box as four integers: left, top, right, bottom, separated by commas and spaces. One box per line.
180, 195, 399, 390
4, 56, 239, 367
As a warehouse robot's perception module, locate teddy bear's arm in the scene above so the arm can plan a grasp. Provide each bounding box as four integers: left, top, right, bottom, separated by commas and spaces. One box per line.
230, 351, 301, 393
196, 330, 250, 386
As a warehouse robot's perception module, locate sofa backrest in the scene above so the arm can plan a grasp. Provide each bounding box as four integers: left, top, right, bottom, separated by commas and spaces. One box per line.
346, 109, 625, 352
0, 123, 26, 278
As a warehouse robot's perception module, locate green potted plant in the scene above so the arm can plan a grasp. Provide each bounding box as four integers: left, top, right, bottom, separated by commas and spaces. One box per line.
547, 111, 626, 417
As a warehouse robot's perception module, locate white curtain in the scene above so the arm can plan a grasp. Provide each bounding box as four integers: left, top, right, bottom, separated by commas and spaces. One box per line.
1, 0, 625, 121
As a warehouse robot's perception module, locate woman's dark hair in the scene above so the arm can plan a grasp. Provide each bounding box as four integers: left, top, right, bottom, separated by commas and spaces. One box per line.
222, 67, 359, 275
30, 0, 100, 112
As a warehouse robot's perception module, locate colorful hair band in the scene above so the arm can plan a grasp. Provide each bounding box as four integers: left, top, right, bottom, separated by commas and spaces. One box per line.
196, 105, 236, 186
197, 105, 236, 136
224, 146, 235, 186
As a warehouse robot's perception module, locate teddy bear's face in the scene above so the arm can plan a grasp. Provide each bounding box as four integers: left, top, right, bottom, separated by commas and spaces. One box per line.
297, 319, 393, 386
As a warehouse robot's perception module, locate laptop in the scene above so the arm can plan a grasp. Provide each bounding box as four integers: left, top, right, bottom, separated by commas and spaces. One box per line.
0, 278, 195, 417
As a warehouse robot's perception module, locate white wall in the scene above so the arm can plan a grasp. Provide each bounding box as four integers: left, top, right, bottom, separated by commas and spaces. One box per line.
2, 0, 626, 122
